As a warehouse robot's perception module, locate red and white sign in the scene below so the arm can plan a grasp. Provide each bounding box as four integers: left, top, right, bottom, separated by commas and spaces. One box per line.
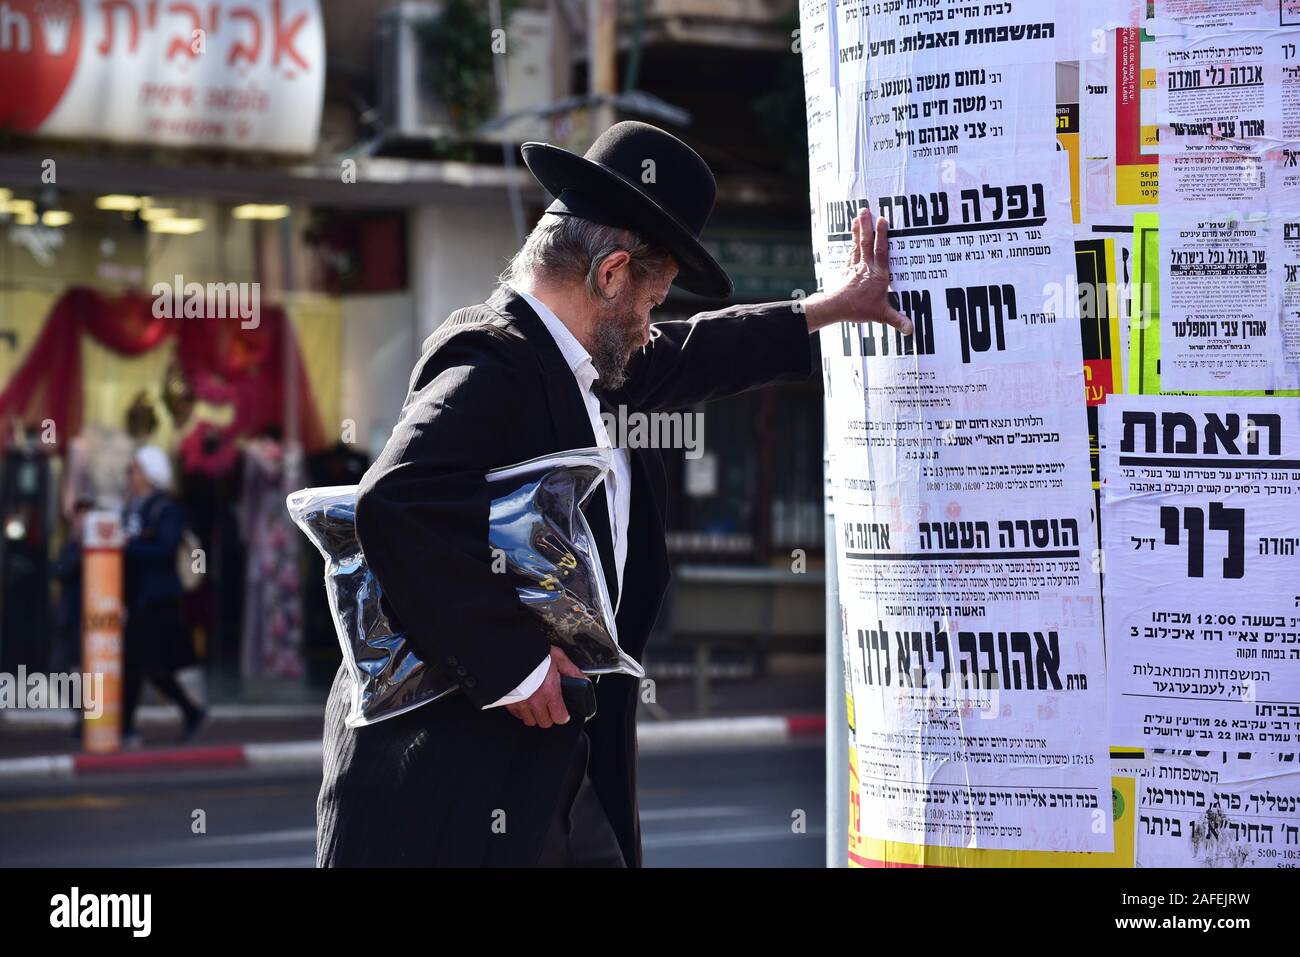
0, 0, 324, 154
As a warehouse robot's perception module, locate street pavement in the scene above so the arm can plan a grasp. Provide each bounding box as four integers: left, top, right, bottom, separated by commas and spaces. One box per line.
0, 741, 826, 868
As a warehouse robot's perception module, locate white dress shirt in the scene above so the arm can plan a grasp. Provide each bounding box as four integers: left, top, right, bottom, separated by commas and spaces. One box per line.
483, 289, 632, 708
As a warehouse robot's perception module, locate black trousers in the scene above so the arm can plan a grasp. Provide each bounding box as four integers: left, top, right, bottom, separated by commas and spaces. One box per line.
537, 729, 626, 868
122, 671, 201, 736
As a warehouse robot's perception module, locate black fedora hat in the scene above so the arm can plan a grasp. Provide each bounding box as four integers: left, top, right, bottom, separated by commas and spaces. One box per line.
521, 121, 733, 298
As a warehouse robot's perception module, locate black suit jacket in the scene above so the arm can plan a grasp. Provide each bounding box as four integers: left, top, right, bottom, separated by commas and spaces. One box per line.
316, 287, 813, 867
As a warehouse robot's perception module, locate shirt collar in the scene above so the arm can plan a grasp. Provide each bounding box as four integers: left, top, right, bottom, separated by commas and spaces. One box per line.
517, 288, 599, 392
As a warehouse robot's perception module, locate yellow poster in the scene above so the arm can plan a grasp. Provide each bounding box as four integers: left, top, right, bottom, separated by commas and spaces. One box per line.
849, 746, 1137, 868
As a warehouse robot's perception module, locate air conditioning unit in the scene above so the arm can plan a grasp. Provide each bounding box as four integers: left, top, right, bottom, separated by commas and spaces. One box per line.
376, 2, 555, 144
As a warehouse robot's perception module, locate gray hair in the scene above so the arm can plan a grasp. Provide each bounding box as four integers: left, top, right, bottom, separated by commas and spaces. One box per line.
495, 213, 673, 302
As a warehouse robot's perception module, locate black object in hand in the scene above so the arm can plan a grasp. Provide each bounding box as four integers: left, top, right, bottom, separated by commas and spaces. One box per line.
560, 675, 597, 720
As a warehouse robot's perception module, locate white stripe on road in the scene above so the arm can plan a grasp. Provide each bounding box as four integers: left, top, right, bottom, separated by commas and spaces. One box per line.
639, 805, 748, 821
0, 716, 806, 780
643, 825, 827, 850
176, 855, 316, 868
0, 704, 321, 729
0, 755, 74, 780
161, 816, 769, 852
244, 741, 322, 769
156, 815, 764, 852
160, 827, 317, 849
165, 826, 822, 866
638, 717, 789, 751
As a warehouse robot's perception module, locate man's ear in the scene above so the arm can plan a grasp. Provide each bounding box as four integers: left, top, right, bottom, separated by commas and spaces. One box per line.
595, 249, 632, 298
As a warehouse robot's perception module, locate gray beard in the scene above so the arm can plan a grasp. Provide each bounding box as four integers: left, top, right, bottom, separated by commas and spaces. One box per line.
588, 301, 641, 392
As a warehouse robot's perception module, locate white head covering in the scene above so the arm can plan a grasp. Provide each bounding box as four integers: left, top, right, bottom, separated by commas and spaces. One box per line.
133, 445, 173, 490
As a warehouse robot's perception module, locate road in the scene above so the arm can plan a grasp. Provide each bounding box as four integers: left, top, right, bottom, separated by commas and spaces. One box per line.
0, 742, 826, 867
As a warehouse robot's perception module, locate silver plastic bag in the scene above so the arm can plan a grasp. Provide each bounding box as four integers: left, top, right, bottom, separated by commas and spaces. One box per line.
287, 446, 641, 728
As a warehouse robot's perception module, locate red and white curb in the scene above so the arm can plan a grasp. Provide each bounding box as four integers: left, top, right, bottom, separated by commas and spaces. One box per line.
0, 741, 324, 781
0, 714, 825, 781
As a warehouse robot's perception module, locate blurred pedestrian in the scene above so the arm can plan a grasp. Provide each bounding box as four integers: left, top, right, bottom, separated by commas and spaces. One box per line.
121, 445, 206, 747
49, 497, 92, 676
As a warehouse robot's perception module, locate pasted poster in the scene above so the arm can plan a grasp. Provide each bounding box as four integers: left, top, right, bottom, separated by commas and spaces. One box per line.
1113, 24, 1160, 208
1152, 0, 1300, 32
1101, 14, 1300, 212
810, 2, 1099, 183
1127, 211, 1300, 397
1103, 394, 1300, 750
1157, 214, 1299, 391
1152, 33, 1300, 158
1138, 750, 1300, 867
1077, 236, 1129, 488
817, 145, 1112, 853
1145, 23, 1300, 211
845, 739, 1139, 868
824, 0, 1072, 177
805, 0, 1300, 868
799, 0, 838, 184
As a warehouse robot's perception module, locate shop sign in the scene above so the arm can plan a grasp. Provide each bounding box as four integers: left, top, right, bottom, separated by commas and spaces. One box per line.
0, 0, 324, 154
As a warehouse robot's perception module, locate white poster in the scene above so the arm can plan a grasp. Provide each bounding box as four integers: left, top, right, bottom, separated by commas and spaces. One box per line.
1157, 213, 1300, 391
0, 0, 325, 154
1103, 394, 1300, 750
799, 0, 838, 182
1152, 32, 1300, 158
827, 0, 1069, 177
1139, 14, 1300, 210
1139, 750, 1300, 867
819, 148, 1112, 853
1152, 0, 1300, 34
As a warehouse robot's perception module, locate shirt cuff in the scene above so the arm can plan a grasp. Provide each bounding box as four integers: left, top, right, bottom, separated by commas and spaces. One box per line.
481, 655, 552, 709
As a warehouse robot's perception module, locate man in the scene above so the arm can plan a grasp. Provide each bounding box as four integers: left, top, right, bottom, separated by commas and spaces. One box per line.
317, 121, 907, 867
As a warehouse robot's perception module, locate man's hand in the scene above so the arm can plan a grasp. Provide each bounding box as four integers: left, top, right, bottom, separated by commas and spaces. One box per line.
505, 646, 586, 728
803, 208, 912, 336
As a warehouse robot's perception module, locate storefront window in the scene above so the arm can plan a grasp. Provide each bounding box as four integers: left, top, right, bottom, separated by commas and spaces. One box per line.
769, 381, 824, 553
663, 348, 825, 563
665, 392, 758, 556
0, 184, 409, 701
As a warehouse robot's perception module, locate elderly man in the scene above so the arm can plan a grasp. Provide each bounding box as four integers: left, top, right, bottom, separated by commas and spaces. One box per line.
317, 121, 907, 867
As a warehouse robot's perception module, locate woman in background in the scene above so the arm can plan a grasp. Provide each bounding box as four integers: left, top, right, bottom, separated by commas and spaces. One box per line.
121, 445, 206, 747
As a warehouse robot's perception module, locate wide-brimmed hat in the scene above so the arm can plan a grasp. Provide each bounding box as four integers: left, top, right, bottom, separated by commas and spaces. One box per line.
521, 121, 733, 298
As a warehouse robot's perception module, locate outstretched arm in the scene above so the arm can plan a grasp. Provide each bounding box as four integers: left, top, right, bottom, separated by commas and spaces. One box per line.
611, 210, 907, 412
